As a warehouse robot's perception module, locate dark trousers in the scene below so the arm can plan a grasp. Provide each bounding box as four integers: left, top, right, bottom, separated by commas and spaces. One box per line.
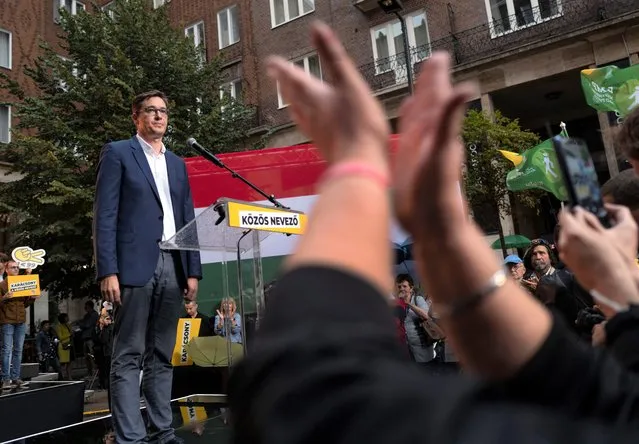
110, 251, 184, 444
95, 350, 110, 390
40, 356, 62, 379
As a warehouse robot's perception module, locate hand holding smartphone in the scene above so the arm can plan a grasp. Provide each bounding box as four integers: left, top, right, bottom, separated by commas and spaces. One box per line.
552, 136, 611, 227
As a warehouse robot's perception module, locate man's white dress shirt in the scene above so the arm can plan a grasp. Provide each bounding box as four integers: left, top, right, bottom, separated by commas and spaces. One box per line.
136, 134, 177, 242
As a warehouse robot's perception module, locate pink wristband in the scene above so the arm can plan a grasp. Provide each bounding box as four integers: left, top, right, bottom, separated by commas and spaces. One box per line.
322, 161, 390, 188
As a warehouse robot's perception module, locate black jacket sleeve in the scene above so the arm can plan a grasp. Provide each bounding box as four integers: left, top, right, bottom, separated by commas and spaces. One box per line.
229, 266, 639, 444
605, 306, 639, 373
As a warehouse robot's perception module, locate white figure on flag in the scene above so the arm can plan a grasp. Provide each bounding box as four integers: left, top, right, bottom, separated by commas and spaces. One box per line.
628, 86, 639, 112
543, 153, 558, 178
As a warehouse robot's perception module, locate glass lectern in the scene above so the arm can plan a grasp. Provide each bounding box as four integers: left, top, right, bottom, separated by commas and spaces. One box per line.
161, 197, 306, 373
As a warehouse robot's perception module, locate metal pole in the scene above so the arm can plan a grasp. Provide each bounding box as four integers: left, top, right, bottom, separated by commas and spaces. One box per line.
236, 229, 250, 359
394, 11, 414, 95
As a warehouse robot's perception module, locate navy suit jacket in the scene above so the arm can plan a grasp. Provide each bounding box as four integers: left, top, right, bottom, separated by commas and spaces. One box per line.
93, 136, 202, 287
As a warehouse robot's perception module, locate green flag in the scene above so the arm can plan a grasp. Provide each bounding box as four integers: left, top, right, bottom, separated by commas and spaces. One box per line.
506, 136, 569, 201
581, 65, 639, 116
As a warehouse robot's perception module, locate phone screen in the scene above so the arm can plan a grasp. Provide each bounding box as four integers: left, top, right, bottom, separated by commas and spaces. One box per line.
553, 137, 609, 225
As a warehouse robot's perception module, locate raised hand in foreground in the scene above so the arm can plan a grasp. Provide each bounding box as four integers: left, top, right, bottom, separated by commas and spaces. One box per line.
559, 204, 639, 317
265, 21, 389, 169
265, 22, 392, 292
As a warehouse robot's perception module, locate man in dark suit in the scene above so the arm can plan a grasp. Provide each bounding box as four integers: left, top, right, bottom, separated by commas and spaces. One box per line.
93, 90, 202, 444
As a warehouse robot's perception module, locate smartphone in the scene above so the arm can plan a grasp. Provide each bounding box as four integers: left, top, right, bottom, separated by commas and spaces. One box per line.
552, 136, 610, 227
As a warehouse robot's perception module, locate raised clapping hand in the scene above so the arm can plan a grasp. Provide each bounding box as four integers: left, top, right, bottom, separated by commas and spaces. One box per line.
265, 22, 389, 170
393, 52, 476, 238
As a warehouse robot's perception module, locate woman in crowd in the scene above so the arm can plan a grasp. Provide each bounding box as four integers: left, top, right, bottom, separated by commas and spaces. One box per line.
55, 313, 73, 380
395, 274, 439, 365
214, 297, 242, 344
228, 22, 639, 444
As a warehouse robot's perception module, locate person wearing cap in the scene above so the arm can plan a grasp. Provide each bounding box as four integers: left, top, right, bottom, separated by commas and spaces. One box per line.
504, 255, 534, 293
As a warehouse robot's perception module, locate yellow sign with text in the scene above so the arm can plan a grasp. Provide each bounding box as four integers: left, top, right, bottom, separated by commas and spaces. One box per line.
6, 274, 41, 298
171, 318, 201, 366
227, 200, 306, 235
180, 403, 208, 424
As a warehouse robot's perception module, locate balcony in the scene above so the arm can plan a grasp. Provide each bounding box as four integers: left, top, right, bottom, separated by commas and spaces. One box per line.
359, 45, 430, 94
358, 0, 639, 92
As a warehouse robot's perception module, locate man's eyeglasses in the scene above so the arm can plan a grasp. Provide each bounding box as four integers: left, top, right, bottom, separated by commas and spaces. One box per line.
142, 107, 168, 116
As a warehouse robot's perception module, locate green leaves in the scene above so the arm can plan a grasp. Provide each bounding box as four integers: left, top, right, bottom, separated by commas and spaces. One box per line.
462, 110, 544, 217
0, 0, 260, 299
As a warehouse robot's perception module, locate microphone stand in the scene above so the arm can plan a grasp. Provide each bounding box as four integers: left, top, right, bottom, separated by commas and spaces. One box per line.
208, 155, 289, 210
193, 142, 294, 358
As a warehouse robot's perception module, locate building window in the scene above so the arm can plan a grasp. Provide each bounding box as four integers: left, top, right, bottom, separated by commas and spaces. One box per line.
0, 105, 10, 144
220, 79, 243, 101
370, 11, 430, 79
270, 0, 314, 28
102, 1, 116, 19
54, 0, 85, 22
220, 79, 243, 113
153, 0, 166, 9
278, 53, 321, 108
0, 29, 11, 70
185, 22, 206, 63
217, 6, 240, 49
485, 0, 563, 37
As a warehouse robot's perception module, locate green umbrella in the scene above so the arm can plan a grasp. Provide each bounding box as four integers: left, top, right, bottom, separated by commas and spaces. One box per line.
490, 234, 531, 250
185, 336, 244, 367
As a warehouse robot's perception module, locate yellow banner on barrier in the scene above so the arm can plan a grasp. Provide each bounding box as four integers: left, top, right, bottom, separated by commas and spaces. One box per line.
227, 200, 306, 235
6, 274, 41, 298
171, 318, 201, 366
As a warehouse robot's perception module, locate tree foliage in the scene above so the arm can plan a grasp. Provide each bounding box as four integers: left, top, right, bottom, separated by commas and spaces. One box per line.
0, 0, 262, 299
462, 109, 544, 222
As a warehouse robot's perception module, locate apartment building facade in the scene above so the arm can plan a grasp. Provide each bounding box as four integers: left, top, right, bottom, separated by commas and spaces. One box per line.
1, 0, 639, 237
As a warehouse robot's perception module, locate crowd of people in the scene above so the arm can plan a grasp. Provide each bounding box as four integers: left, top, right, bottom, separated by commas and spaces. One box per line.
227, 22, 639, 443
374, 123, 639, 379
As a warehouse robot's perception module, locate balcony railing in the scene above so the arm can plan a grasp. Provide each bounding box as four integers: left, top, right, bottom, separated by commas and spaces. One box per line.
358, 0, 639, 92
360, 45, 431, 93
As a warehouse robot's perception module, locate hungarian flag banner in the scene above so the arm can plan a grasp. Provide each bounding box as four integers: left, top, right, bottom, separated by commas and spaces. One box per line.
581, 65, 639, 117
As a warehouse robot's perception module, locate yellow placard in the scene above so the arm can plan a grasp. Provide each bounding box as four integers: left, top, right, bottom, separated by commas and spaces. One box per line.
6, 274, 41, 298
227, 200, 306, 235
180, 399, 208, 424
171, 318, 201, 366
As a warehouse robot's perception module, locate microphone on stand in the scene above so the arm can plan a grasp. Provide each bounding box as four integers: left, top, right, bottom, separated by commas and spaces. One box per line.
186, 137, 225, 168
186, 137, 289, 210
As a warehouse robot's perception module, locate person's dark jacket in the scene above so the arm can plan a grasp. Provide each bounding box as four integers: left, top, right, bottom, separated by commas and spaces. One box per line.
184, 312, 212, 337
536, 266, 594, 337
98, 324, 114, 358
229, 266, 639, 444
80, 310, 99, 341
605, 306, 639, 373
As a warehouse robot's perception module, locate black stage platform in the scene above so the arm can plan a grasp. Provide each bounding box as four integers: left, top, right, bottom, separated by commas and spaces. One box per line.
0, 380, 85, 443
1, 394, 230, 444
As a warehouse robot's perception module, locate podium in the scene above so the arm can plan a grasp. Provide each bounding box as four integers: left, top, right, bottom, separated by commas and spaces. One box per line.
161, 197, 306, 373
